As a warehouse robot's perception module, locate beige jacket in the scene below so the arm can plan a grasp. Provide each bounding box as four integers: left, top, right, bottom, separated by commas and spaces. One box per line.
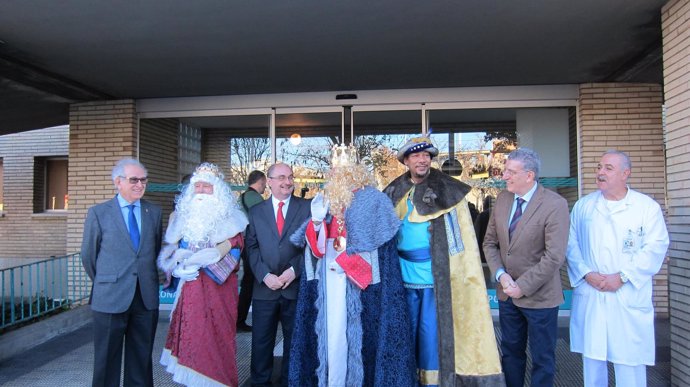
483, 184, 570, 309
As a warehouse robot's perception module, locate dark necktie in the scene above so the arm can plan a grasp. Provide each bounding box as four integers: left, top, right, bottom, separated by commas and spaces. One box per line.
128, 204, 140, 250
508, 197, 525, 241
276, 201, 285, 236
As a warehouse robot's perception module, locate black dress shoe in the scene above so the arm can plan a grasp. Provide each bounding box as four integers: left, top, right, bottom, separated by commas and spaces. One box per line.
237, 322, 252, 332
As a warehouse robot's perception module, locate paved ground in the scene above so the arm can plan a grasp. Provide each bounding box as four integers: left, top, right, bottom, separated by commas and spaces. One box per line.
0, 312, 671, 386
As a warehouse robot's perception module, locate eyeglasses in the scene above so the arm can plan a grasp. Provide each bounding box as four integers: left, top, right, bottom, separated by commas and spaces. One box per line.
121, 176, 148, 184
268, 175, 295, 182
502, 169, 529, 177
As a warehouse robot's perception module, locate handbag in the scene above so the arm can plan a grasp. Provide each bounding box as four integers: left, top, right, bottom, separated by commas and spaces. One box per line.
203, 247, 241, 285
335, 252, 373, 290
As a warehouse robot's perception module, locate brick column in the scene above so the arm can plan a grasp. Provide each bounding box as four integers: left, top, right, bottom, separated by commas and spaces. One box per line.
66, 100, 138, 301
662, 0, 690, 383
139, 118, 179, 222
66, 100, 138, 253
578, 83, 668, 315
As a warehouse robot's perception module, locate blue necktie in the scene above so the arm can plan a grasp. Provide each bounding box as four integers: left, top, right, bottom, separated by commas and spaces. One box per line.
128, 204, 140, 250
508, 197, 525, 241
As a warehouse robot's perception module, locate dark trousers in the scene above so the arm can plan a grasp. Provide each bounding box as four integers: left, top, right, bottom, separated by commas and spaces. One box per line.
91, 284, 158, 387
237, 255, 254, 325
251, 296, 296, 387
498, 298, 558, 387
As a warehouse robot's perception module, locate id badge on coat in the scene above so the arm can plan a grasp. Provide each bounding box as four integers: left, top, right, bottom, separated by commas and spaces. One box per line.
622, 226, 644, 255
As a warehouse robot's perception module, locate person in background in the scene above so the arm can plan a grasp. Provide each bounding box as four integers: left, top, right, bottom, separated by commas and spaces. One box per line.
474, 195, 494, 263
468, 202, 479, 223
567, 150, 669, 387
483, 148, 569, 387
245, 163, 311, 387
158, 162, 248, 386
237, 170, 267, 332
81, 158, 162, 387
384, 136, 504, 387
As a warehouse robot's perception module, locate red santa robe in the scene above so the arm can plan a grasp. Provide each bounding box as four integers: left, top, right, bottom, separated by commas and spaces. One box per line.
158, 212, 247, 387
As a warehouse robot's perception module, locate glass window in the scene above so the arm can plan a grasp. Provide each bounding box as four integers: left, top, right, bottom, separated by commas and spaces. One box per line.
352, 109, 422, 189
427, 108, 518, 211
0, 158, 4, 212
46, 159, 68, 210
276, 112, 343, 198
33, 157, 68, 212
179, 122, 202, 181
223, 115, 272, 190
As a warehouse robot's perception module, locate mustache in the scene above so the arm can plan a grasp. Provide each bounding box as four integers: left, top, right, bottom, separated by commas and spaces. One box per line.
597, 176, 607, 182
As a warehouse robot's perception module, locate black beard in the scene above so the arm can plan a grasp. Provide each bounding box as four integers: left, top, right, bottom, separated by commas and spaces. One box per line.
411, 168, 430, 180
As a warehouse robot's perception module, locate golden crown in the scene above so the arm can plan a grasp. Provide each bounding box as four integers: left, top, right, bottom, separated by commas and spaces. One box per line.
192, 162, 224, 182
330, 144, 359, 167
411, 136, 432, 144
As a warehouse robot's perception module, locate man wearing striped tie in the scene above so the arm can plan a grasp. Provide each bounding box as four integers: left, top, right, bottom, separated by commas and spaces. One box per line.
483, 148, 570, 387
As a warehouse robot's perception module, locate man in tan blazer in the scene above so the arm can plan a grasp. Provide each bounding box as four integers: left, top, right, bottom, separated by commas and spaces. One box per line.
483, 148, 569, 387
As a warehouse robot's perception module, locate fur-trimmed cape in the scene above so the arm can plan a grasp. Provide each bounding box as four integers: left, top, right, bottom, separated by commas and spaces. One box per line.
288, 186, 416, 387
384, 168, 506, 387
157, 210, 248, 277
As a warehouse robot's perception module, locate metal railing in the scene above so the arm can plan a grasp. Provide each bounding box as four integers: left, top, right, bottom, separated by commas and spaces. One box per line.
1, 253, 90, 331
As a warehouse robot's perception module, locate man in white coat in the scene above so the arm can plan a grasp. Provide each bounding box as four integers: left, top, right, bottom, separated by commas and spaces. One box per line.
567, 150, 669, 387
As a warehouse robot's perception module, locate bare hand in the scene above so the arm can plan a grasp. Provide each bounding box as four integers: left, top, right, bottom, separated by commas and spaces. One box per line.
599, 273, 624, 292
499, 273, 515, 290
263, 273, 285, 290
585, 272, 623, 292
278, 268, 296, 289
504, 282, 524, 299
500, 273, 524, 299
584, 271, 606, 289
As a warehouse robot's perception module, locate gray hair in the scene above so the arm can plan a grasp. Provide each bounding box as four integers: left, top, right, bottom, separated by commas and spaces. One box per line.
507, 148, 541, 179
603, 150, 632, 171
111, 158, 147, 182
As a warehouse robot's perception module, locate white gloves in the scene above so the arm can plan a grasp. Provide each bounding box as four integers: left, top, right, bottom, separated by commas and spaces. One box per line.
171, 249, 200, 281
185, 247, 221, 267
173, 264, 200, 282
172, 248, 194, 264
311, 192, 330, 222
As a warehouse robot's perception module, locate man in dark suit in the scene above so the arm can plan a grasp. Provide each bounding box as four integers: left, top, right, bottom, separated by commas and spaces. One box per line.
483, 148, 569, 387
245, 162, 311, 387
237, 169, 267, 332
81, 158, 162, 387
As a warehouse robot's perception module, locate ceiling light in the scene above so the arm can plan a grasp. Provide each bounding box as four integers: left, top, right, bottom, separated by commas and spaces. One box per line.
289, 133, 302, 145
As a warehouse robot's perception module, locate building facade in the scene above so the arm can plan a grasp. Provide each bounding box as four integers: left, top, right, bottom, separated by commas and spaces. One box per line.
0, 1, 688, 382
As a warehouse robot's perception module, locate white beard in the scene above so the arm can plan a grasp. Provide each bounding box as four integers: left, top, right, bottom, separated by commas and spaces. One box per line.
179, 194, 227, 244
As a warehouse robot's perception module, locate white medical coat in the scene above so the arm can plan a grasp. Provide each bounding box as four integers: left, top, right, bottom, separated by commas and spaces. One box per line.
566, 188, 669, 365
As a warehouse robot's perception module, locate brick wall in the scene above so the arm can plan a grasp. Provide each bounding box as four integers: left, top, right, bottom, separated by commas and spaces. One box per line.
578, 83, 668, 315
0, 126, 69, 261
139, 118, 179, 224
66, 100, 139, 254
662, 0, 690, 383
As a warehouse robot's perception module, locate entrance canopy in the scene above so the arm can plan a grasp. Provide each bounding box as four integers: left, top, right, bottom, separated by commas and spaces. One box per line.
0, 0, 666, 134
